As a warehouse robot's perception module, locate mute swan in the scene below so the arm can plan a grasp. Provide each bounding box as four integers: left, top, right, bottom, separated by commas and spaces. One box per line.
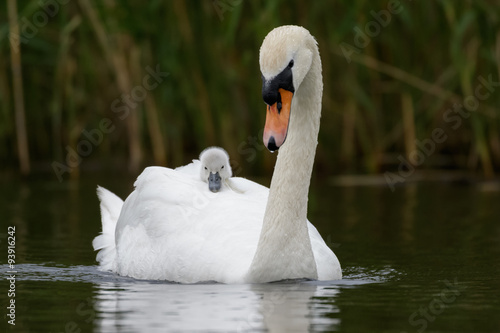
93, 25, 342, 283
199, 147, 232, 192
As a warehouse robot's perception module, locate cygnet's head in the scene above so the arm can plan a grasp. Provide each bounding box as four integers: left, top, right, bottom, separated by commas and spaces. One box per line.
199, 147, 232, 192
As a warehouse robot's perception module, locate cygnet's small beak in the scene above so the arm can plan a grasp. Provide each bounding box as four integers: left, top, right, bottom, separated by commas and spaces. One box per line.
208, 172, 222, 192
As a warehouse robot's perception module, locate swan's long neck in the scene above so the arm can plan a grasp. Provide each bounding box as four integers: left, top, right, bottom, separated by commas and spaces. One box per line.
247, 47, 322, 282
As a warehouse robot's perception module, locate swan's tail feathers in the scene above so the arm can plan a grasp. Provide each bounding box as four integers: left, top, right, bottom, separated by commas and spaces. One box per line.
92, 186, 124, 271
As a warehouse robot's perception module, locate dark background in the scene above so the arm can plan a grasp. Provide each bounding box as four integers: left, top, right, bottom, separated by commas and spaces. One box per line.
1, 0, 499, 183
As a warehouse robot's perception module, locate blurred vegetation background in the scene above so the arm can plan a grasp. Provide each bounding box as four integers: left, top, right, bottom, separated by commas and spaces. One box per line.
0, 0, 499, 182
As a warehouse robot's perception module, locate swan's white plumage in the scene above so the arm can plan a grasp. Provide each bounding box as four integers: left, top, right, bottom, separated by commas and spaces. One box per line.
93, 25, 342, 283
92, 186, 123, 271
95, 163, 338, 283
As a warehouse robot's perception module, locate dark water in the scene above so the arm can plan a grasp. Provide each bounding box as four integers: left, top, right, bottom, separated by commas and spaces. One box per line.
1, 175, 499, 332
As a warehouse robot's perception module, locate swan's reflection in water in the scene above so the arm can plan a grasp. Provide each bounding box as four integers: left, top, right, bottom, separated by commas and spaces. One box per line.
94, 281, 340, 332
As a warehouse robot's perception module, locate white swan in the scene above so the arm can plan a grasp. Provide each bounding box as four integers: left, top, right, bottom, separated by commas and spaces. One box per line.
198, 147, 232, 192
93, 25, 341, 283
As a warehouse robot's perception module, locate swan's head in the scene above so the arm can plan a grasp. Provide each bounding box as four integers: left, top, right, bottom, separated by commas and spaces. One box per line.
259, 25, 317, 152
199, 147, 232, 192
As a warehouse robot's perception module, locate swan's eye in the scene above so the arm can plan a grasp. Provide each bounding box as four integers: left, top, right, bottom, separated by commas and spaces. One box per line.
221, 165, 224, 169
288, 59, 294, 68
204, 167, 207, 170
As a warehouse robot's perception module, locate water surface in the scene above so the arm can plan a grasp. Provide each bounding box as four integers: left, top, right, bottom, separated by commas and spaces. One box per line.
1, 175, 499, 332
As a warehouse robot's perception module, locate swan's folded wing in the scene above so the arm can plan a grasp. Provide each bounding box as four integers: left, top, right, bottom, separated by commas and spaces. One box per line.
175, 160, 200, 176
114, 166, 269, 282
117, 167, 201, 237
226, 177, 269, 195
308, 223, 342, 280
135, 166, 197, 190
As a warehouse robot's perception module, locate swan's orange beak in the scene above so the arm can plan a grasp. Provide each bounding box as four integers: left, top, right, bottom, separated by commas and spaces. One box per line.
263, 88, 293, 152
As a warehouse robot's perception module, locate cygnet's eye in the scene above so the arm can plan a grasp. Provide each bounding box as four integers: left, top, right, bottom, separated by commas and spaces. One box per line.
221, 165, 224, 169
288, 59, 294, 68
204, 167, 207, 170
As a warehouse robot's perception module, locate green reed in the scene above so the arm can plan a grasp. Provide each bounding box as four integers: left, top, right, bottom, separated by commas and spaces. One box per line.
0, 0, 498, 179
